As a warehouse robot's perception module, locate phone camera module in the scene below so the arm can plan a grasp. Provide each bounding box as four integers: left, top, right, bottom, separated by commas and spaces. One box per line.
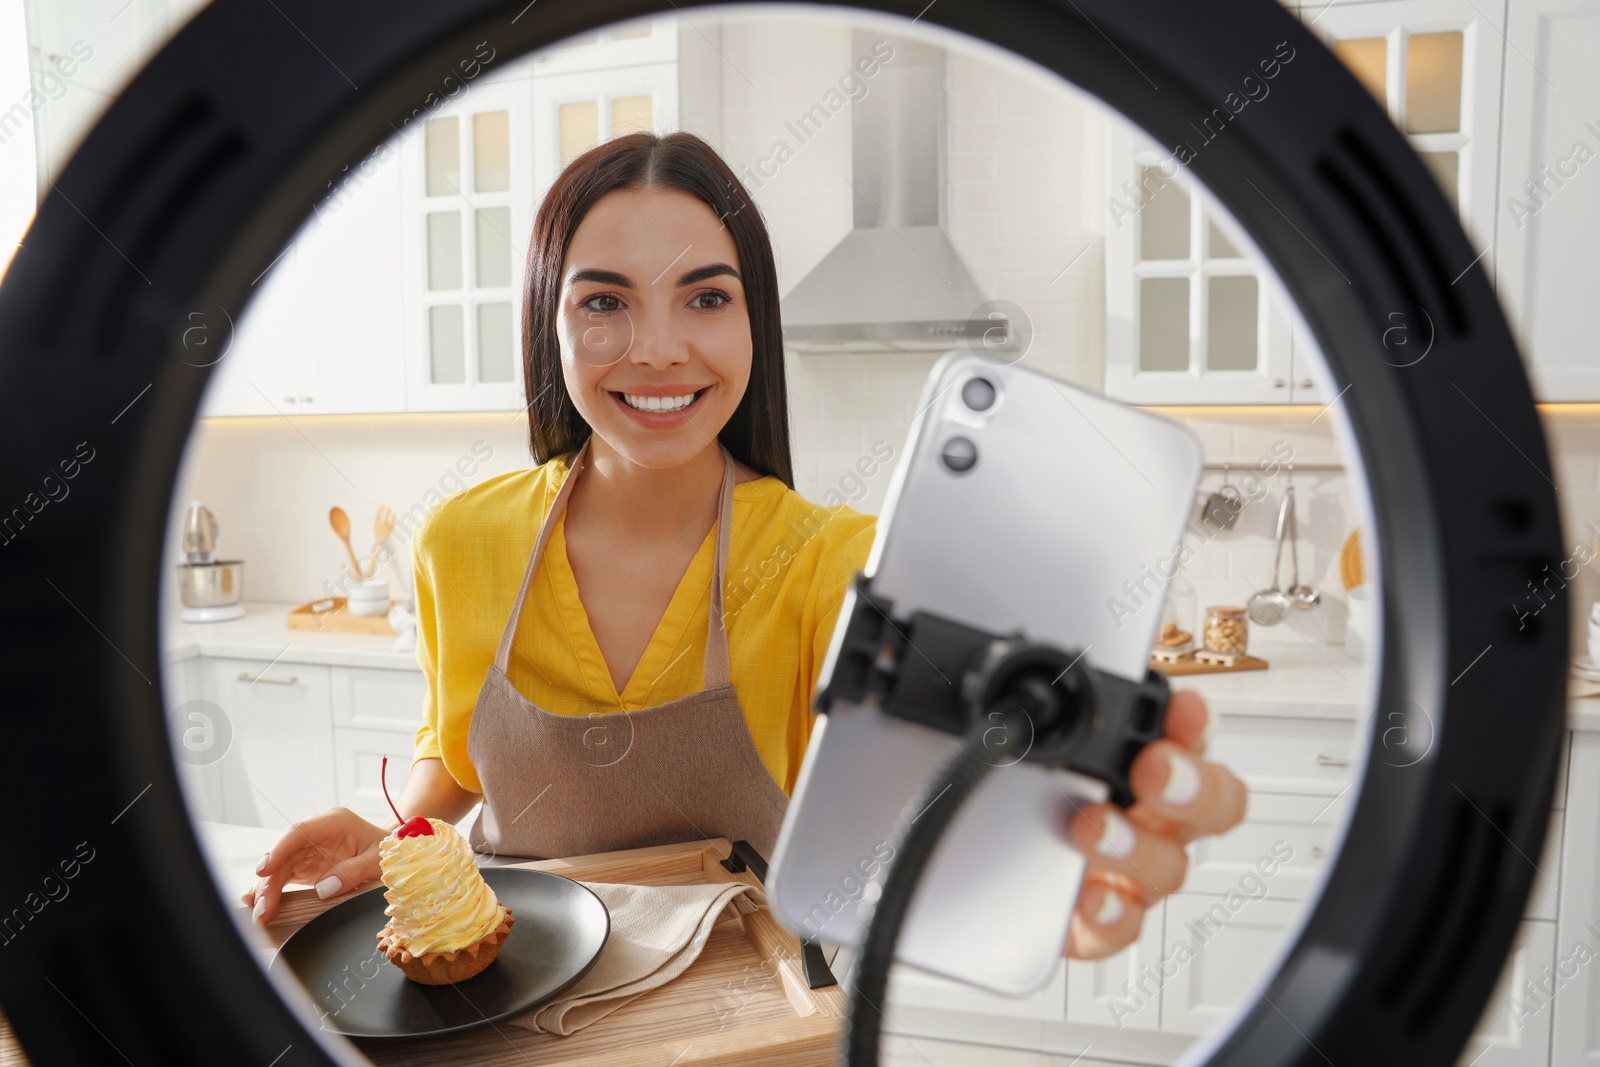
961, 376, 997, 412
940, 436, 979, 474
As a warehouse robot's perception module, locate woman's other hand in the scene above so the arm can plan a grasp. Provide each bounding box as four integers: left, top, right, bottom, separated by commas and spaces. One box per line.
239, 807, 391, 927
1064, 689, 1247, 960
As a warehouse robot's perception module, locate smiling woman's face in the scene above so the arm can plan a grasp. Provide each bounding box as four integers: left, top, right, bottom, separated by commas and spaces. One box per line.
557, 185, 752, 471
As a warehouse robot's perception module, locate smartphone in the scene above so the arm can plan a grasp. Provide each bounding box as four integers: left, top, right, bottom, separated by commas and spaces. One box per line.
767, 350, 1204, 996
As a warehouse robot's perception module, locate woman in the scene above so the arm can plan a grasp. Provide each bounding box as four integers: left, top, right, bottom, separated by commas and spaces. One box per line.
244, 131, 1245, 961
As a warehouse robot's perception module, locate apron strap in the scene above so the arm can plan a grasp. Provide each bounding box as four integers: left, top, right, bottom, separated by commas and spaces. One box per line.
493, 436, 738, 693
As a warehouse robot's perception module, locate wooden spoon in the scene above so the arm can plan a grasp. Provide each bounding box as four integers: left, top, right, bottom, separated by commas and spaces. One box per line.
328, 507, 365, 578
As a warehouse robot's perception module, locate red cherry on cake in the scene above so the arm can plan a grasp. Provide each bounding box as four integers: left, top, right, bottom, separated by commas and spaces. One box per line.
381, 755, 434, 837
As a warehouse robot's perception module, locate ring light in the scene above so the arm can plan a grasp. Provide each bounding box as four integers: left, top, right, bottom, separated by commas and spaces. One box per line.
0, 1, 1564, 1063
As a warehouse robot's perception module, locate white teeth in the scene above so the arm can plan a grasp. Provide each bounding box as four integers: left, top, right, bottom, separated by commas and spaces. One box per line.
621, 391, 698, 412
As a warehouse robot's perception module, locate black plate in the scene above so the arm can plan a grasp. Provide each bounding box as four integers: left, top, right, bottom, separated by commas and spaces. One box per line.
269, 868, 610, 1040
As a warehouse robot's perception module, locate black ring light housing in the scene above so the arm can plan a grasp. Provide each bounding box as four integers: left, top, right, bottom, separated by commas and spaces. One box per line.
0, 0, 1565, 1063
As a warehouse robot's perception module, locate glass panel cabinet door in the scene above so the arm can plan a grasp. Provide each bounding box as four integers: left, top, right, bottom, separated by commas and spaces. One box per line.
530, 63, 681, 198
1103, 123, 1293, 404
1303, 0, 1502, 265
400, 78, 533, 411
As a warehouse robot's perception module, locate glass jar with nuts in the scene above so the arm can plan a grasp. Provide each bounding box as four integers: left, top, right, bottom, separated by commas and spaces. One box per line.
1204, 606, 1249, 655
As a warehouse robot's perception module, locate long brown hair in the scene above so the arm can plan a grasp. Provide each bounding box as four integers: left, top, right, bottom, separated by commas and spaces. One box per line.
520, 131, 794, 489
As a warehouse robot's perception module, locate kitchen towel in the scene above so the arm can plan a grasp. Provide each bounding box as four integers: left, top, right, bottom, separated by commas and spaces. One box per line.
508, 879, 765, 1036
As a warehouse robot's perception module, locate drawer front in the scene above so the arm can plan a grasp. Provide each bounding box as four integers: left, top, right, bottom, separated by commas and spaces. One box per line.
331, 665, 428, 732
1160, 893, 1308, 1036
334, 726, 421, 823
1185, 792, 1349, 902
208, 658, 335, 828
1208, 714, 1359, 795
1064, 896, 1166, 1031
1457, 919, 1555, 1067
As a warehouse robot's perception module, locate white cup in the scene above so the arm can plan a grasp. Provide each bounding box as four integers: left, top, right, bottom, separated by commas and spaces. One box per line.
1346, 585, 1374, 661
348, 577, 391, 617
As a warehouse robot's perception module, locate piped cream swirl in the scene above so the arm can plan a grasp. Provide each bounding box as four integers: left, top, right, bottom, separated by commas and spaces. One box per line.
378, 818, 505, 956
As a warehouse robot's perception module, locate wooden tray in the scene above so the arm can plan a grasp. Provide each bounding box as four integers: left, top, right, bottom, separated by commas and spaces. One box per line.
287, 596, 397, 635
278, 838, 841, 1066
1150, 652, 1269, 675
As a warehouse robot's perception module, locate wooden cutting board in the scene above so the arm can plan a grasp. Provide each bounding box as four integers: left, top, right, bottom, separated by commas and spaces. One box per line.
1150, 652, 1269, 675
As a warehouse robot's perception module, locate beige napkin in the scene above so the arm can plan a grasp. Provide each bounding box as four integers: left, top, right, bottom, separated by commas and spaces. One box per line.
508, 879, 765, 1036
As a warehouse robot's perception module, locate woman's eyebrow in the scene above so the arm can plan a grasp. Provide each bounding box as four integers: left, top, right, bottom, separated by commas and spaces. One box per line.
566, 263, 741, 289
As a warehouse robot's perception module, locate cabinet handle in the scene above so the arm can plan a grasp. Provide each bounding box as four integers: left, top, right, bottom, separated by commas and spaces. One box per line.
238, 672, 298, 686
1312, 845, 1325, 859
300, 395, 313, 403
1298, 379, 1314, 389
1315, 754, 1351, 767
1273, 379, 1287, 388
282, 395, 296, 404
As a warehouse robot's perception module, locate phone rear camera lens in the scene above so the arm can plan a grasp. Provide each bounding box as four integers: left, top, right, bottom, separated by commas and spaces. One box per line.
941, 436, 978, 473
961, 376, 997, 411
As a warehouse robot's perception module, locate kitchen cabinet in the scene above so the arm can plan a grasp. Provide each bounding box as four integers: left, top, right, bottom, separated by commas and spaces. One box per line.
1301, 0, 1504, 259
1493, 0, 1600, 401
208, 657, 337, 828
1064, 894, 1167, 1032
1459, 920, 1558, 1067
1102, 125, 1310, 405
399, 75, 534, 412
168, 653, 428, 830
200, 141, 408, 417
1158, 893, 1307, 1036
1552, 729, 1600, 1064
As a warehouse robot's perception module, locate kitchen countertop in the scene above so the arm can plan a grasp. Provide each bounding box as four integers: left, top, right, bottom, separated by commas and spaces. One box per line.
163, 602, 1600, 731
163, 600, 419, 671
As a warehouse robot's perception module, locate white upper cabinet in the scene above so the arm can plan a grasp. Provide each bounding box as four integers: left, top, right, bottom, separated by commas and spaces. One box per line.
201, 142, 407, 417
399, 77, 534, 412
1103, 125, 1298, 405
1493, 0, 1600, 401
1303, 0, 1504, 257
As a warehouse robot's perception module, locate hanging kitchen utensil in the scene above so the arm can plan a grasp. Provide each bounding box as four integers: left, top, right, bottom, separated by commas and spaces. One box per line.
1286, 485, 1321, 609
1247, 492, 1294, 626
1199, 464, 1245, 530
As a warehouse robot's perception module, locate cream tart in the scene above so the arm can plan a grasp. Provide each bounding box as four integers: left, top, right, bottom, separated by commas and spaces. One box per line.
374, 816, 514, 985
372, 756, 513, 985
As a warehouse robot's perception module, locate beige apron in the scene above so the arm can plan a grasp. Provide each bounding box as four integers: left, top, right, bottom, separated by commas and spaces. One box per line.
466, 436, 792, 862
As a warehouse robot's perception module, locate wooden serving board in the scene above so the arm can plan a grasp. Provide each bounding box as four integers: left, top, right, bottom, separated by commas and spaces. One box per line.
299, 838, 839, 1066
1150, 652, 1269, 675
286, 596, 397, 635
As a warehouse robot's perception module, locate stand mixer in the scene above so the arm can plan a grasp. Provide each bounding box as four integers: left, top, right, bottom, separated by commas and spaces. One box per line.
177, 501, 246, 622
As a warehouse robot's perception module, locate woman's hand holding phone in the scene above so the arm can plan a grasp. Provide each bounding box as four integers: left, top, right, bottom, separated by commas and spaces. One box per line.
239, 807, 392, 927
1064, 690, 1248, 960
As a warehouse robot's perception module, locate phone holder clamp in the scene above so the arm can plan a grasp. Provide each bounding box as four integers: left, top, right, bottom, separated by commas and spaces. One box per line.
815, 572, 1171, 807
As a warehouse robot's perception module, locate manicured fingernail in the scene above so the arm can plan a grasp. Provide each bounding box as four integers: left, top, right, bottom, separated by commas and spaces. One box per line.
252, 895, 267, 919
1095, 890, 1125, 926
315, 874, 343, 900
1096, 810, 1137, 859
1163, 750, 1201, 805
255, 852, 271, 875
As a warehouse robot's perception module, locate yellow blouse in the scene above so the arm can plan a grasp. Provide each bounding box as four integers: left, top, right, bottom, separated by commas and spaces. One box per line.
410, 449, 878, 798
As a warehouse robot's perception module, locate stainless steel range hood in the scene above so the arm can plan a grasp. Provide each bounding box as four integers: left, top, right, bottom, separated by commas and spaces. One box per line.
780, 32, 1008, 353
